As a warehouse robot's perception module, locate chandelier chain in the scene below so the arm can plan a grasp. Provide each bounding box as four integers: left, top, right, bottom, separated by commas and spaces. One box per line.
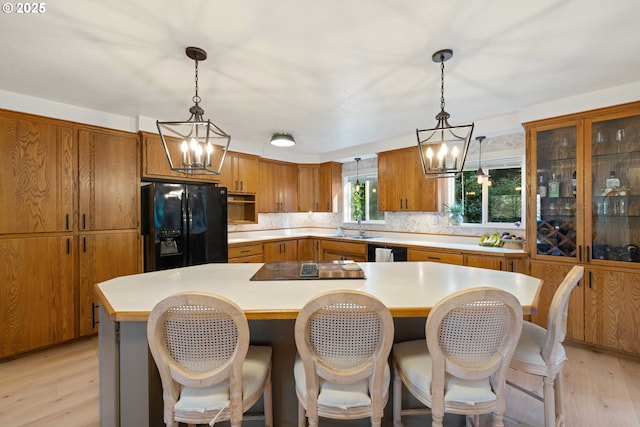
440, 58, 445, 113
193, 59, 201, 105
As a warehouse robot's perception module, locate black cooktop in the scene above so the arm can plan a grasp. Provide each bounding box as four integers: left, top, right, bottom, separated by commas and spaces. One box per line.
249, 261, 365, 281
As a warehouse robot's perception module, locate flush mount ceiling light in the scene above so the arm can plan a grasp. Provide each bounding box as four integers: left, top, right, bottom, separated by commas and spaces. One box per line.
475, 135, 489, 184
156, 46, 230, 175
270, 132, 296, 147
417, 49, 474, 179
354, 157, 362, 192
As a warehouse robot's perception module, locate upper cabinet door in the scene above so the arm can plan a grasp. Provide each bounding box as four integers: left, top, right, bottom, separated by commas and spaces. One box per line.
585, 106, 640, 265
528, 120, 582, 261
0, 112, 74, 234
78, 128, 139, 231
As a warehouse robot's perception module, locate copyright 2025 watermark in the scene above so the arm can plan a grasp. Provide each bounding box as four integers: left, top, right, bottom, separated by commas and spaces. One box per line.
3, 2, 47, 13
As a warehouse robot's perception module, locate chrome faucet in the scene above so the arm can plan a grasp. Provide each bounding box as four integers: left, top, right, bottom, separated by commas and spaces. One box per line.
358, 215, 366, 237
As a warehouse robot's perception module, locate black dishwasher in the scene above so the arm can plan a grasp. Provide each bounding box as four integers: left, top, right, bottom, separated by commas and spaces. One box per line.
367, 243, 408, 262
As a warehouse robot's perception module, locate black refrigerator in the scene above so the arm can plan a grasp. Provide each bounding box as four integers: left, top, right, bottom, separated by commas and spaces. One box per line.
141, 182, 228, 271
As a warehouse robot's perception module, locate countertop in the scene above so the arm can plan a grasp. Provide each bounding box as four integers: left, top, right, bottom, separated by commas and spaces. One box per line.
228, 227, 527, 255
96, 262, 542, 321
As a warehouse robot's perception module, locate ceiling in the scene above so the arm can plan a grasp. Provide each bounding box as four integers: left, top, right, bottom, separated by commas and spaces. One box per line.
2, 0, 640, 159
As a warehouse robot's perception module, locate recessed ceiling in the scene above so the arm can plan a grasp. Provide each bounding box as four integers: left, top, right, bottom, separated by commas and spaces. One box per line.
2, 0, 640, 158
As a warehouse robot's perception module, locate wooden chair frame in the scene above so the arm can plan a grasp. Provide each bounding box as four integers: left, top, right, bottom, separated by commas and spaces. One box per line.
508, 265, 584, 427
393, 287, 523, 427
294, 289, 394, 427
147, 291, 272, 427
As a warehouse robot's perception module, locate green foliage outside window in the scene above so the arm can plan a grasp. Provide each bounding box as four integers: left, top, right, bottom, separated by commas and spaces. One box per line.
454, 167, 521, 224
351, 183, 365, 221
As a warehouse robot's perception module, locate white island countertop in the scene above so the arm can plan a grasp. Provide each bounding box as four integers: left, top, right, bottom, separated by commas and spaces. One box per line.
96, 262, 542, 322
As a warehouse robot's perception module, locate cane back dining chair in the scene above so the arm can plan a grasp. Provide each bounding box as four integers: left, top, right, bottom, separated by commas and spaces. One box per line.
392, 287, 523, 427
147, 291, 273, 427
507, 265, 584, 427
294, 289, 395, 427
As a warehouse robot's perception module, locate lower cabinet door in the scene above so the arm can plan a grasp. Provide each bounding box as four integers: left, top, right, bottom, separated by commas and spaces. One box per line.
0, 236, 75, 358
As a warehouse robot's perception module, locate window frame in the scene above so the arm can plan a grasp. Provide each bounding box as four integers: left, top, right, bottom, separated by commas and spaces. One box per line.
343, 171, 385, 225
448, 155, 526, 229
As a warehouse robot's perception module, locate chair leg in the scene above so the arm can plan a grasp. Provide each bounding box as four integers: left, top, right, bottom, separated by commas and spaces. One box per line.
297, 400, 306, 427
263, 376, 273, 427
393, 365, 403, 426
542, 375, 557, 427
555, 372, 564, 427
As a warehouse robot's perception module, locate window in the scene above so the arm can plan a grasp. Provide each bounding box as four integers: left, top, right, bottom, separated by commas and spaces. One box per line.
344, 173, 384, 222
453, 160, 523, 225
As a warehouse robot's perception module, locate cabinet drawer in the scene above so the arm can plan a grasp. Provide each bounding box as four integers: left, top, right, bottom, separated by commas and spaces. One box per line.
228, 244, 263, 259
228, 254, 264, 263
408, 249, 463, 265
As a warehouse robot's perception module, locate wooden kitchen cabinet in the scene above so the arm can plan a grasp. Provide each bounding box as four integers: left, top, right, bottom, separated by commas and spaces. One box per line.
0, 236, 75, 358
298, 164, 320, 212
78, 231, 140, 336
0, 111, 74, 234
525, 101, 640, 355
408, 248, 463, 265
78, 129, 139, 231
228, 243, 264, 263
584, 267, 640, 355
263, 240, 298, 262
298, 238, 320, 261
319, 240, 366, 262
0, 110, 142, 357
378, 146, 438, 212
139, 131, 223, 183
298, 162, 342, 212
258, 159, 298, 213
220, 151, 258, 193
319, 162, 342, 213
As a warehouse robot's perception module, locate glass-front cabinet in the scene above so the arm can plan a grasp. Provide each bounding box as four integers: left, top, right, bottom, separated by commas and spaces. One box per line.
526, 102, 640, 266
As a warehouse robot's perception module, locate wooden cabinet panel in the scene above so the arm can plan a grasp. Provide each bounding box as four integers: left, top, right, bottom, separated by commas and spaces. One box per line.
298, 162, 342, 212
378, 147, 437, 212
264, 240, 298, 262
0, 112, 74, 234
585, 268, 640, 355
319, 240, 366, 262
220, 152, 258, 193
298, 165, 320, 212
78, 231, 141, 336
140, 132, 222, 183
464, 254, 503, 270
298, 238, 320, 261
530, 261, 584, 341
228, 243, 263, 263
0, 236, 75, 358
78, 129, 139, 231
408, 248, 463, 265
229, 243, 263, 259
319, 162, 342, 213
258, 159, 298, 213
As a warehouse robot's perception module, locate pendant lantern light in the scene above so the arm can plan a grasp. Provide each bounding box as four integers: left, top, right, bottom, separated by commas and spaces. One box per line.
417, 49, 474, 178
475, 135, 488, 184
156, 47, 231, 175
354, 157, 362, 192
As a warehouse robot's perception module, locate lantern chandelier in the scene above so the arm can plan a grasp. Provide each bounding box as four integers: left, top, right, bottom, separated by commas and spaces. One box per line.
416, 49, 474, 178
156, 47, 230, 175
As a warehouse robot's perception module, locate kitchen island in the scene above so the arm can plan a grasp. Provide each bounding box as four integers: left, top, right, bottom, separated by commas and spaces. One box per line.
96, 261, 542, 427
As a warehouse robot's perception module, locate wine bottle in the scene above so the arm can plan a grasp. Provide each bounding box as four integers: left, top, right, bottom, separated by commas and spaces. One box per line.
571, 171, 577, 196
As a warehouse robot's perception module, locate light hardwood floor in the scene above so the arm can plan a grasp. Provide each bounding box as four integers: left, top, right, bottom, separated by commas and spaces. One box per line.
1, 337, 639, 426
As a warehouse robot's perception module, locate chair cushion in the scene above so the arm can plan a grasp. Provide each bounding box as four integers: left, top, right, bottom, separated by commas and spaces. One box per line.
393, 340, 496, 405
174, 345, 272, 413
294, 354, 391, 409
512, 321, 566, 368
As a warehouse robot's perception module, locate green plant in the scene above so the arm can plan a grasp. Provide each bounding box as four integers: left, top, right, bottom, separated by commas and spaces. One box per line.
444, 201, 464, 214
